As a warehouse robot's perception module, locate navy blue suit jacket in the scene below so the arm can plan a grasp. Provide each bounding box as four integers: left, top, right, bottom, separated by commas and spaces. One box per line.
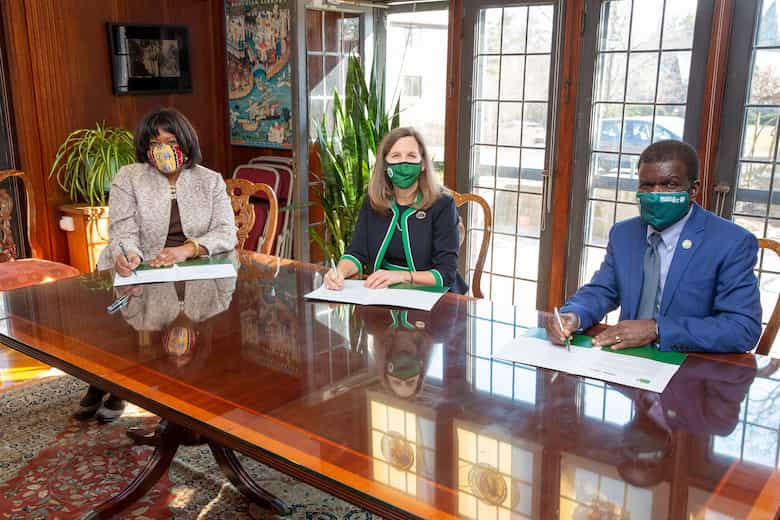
562, 204, 762, 353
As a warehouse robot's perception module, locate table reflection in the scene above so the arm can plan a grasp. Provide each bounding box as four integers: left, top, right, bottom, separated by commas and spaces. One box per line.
120, 277, 236, 368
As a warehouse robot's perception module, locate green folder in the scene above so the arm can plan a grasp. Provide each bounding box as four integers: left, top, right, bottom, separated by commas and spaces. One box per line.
524, 327, 686, 366
135, 256, 234, 271
388, 283, 450, 293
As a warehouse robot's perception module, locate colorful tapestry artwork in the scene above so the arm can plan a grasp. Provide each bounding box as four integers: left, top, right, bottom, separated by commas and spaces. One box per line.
225, 0, 292, 149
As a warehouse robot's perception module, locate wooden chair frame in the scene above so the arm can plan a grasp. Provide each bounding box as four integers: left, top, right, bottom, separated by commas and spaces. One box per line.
225, 179, 279, 255
452, 191, 492, 299
757, 238, 780, 356
0, 169, 42, 259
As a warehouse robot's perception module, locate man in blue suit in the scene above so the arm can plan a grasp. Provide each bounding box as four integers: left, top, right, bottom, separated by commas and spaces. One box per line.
549, 140, 761, 353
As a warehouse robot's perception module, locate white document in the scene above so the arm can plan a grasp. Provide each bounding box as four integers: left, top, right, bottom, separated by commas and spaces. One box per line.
113, 260, 237, 287
304, 280, 447, 311
493, 336, 682, 393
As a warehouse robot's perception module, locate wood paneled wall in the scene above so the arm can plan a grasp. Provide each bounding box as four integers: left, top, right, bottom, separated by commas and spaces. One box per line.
2, 0, 229, 263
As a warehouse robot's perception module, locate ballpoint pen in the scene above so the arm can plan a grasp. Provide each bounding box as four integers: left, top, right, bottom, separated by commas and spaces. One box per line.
119, 242, 137, 276
106, 294, 129, 314
554, 307, 571, 352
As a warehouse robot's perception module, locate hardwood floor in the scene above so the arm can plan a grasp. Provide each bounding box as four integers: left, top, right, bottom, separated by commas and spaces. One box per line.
0, 342, 58, 391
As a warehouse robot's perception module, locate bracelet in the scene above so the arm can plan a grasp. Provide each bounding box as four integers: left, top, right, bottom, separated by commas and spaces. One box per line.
184, 238, 200, 259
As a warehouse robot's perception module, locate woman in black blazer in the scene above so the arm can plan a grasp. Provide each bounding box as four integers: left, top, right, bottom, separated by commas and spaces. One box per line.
324, 127, 467, 294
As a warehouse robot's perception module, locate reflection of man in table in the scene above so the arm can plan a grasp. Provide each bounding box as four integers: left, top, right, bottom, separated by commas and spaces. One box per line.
617, 356, 756, 487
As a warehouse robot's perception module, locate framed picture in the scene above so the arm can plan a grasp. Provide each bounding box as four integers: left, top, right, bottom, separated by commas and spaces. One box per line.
107, 24, 192, 95
225, 0, 292, 149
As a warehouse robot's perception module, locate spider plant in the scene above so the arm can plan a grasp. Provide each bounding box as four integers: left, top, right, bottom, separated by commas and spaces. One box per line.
50, 123, 135, 207
310, 54, 400, 262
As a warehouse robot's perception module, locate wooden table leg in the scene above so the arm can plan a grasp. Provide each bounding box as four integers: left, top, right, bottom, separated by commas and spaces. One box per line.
209, 442, 292, 516
82, 420, 185, 519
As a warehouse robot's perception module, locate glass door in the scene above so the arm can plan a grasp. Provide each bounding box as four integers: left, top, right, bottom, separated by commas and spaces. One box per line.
714, 0, 780, 355
457, 1, 560, 314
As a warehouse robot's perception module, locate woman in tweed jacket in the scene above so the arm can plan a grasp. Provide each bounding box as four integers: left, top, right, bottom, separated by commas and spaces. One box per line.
77, 108, 237, 423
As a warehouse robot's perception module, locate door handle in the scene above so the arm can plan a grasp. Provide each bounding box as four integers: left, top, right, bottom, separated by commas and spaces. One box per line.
713, 183, 730, 217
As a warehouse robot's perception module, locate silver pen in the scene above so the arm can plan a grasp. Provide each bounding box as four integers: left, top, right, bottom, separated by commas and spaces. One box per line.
554, 307, 571, 352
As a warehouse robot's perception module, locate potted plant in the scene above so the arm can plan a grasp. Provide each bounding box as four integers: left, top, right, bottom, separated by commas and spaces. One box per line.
49, 123, 135, 272
310, 55, 400, 263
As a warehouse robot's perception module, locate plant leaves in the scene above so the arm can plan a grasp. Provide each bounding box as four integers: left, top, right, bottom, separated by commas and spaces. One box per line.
48, 123, 135, 206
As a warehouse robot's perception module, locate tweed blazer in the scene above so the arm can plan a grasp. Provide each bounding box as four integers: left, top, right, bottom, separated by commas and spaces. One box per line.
97, 163, 237, 270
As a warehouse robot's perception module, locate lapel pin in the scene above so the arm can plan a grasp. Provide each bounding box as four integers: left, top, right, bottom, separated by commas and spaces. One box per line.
416, 211, 426, 220
682, 239, 692, 250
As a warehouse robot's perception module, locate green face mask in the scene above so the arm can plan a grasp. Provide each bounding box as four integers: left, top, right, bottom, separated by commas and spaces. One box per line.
386, 162, 422, 189
636, 191, 690, 230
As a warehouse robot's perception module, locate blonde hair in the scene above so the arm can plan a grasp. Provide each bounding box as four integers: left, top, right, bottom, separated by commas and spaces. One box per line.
367, 127, 441, 213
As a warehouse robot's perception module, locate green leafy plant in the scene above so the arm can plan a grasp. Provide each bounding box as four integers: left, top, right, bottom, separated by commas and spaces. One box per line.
311, 54, 400, 262
50, 123, 135, 206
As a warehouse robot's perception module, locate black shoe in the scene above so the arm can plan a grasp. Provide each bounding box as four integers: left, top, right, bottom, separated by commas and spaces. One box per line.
73, 386, 107, 421
96, 395, 126, 423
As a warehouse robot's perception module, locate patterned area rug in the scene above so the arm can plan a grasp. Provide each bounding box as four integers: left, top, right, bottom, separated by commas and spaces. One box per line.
0, 375, 378, 519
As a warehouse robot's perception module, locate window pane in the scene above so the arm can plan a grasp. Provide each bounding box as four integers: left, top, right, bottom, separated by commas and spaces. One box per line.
307, 10, 323, 52
324, 11, 340, 52
592, 104, 624, 153
625, 52, 659, 103
495, 191, 519, 234
741, 108, 780, 161
630, 0, 663, 50
586, 200, 615, 247
498, 102, 524, 146
735, 163, 772, 217
476, 55, 501, 100
474, 101, 498, 145
527, 5, 554, 53
473, 145, 497, 188
749, 49, 780, 105
598, 0, 631, 51
594, 53, 627, 102
517, 193, 542, 237
757, 0, 780, 47
525, 55, 551, 101
657, 51, 691, 103
341, 15, 360, 54
499, 55, 525, 101
501, 6, 528, 53
516, 238, 540, 280
479, 8, 503, 54
663, 0, 698, 49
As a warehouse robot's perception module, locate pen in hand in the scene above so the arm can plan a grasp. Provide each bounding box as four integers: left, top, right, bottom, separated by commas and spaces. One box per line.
554, 307, 571, 352
119, 242, 137, 276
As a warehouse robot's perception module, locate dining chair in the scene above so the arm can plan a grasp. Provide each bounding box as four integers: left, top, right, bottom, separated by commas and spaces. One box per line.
756, 237, 780, 356
0, 170, 80, 290
451, 190, 492, 299
225, 178, 279, 255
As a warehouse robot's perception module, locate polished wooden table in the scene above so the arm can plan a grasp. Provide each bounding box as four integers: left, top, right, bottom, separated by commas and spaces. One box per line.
0, 251, 778, 519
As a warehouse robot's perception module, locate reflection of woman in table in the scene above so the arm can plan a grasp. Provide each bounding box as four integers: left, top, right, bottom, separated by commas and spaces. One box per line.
359, 305, 464, 399
117, 275, 237, 442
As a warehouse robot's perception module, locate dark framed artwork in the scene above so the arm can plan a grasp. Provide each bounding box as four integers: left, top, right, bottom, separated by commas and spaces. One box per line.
107, 24, 192, 95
